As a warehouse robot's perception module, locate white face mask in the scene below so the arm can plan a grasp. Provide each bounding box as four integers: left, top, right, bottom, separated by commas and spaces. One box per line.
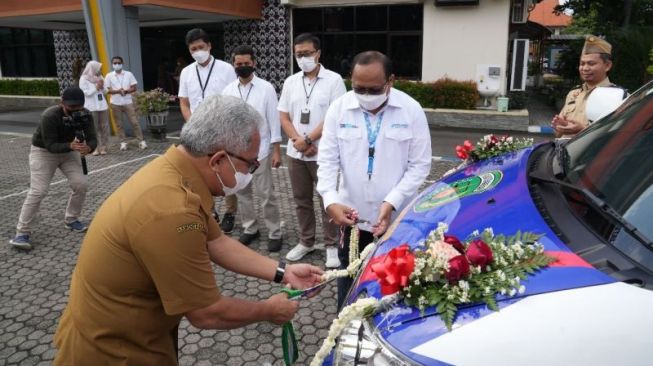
355, 91, 388, 111
112, 64, 123, 71
192, 50, 211, 64
296, 56, 317, 73
215, 155, 253, 196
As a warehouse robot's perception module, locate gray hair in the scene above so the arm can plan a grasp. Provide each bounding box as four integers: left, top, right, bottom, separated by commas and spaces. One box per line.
180, 95, 261, 156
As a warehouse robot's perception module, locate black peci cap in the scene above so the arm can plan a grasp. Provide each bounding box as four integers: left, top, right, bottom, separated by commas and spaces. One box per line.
61, 87, 85, 106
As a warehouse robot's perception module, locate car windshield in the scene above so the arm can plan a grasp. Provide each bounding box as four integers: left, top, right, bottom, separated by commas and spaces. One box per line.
560, 81, 653, 245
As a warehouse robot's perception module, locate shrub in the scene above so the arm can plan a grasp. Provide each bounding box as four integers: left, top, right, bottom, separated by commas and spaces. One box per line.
345, 78, 479, 110
508, 91, 528, 110
134, 88, 170, 115
0, 79, 60, 96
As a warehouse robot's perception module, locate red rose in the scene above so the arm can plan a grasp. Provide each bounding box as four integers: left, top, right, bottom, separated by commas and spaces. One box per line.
466, 239, 494, 268
463, 140, 474, 152
443, 234, 465, 254
371, 244, 415, 295
445, 255, 470, 283
455, 146, 469, 160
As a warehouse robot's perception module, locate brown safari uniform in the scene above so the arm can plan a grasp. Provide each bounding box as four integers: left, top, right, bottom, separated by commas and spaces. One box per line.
54, 146, 222, 366
558, 77, 614, 131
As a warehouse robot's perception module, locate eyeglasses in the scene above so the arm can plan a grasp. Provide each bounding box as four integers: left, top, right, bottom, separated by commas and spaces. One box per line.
352, 83, 387, 96
294, 50, 317, 58
226, 151, 259, 174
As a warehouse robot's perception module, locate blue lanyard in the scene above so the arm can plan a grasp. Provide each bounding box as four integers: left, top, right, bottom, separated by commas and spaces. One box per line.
363, 111, 384, 180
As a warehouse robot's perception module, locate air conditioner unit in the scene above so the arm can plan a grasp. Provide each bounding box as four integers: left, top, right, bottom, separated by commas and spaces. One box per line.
512, 0, 528, 23
510, 38, 529, 91
435, 0, 480, 6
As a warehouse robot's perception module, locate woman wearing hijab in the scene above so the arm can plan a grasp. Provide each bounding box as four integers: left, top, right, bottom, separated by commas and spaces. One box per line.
79, 61, 110, 155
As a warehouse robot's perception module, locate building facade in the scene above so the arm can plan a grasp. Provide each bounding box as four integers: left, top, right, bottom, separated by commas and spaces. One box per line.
0, 0, 539, 99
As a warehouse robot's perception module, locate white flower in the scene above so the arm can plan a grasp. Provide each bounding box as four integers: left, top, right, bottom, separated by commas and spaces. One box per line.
518, 285, 526, 294
500, 288, 507, 295
509, 288, 517, 296
471, 229, 480, 237
483, 227, 494, 237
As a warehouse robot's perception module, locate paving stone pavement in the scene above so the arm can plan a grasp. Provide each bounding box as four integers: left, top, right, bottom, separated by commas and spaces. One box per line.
0, 134, 457, 366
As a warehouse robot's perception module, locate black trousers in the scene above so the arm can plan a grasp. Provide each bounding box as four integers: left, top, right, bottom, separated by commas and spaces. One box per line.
337, 227, 375, 309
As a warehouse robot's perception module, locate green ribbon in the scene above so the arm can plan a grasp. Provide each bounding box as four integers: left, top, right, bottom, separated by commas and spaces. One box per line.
281, 288, 300, 365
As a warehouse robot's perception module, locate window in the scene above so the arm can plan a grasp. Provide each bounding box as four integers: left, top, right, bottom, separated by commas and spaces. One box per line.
0, 27, 57, 77
293, 5, 423, 79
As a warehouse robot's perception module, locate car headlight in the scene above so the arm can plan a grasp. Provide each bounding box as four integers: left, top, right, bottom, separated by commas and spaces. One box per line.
333, 293, 411, 366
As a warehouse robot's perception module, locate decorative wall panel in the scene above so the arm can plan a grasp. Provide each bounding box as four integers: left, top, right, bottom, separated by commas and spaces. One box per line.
223, 0, 291, 93
53, 30, 91, 93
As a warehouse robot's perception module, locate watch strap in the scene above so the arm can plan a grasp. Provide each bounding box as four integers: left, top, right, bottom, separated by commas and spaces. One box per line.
274, 260, 286, 283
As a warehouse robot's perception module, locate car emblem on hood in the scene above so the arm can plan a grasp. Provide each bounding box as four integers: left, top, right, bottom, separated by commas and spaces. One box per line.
414, 170, 504, 212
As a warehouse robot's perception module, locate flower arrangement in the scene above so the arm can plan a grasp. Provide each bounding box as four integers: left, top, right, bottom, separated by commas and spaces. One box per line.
311, 224, 554, 365
133, 88, 170, 115
396, 223, 554, 330
455, 134, 534, 162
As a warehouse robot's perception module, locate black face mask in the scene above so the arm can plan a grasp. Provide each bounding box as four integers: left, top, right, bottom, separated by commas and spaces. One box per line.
235, 66, 255, 79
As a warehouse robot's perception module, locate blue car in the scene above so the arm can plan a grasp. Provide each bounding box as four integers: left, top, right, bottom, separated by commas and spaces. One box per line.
324, 80, 653, 366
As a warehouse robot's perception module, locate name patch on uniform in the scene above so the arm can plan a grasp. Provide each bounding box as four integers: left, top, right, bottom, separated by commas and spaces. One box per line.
176, 222, 205, 233
339, 123, 358, 129
391, 123, 409, 128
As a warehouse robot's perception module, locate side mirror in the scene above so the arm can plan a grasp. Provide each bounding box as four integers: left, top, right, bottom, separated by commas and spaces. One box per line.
585, 87, 628, 124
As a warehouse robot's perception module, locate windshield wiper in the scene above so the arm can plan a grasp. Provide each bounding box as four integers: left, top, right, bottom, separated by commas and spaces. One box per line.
529, 172, 653, 248
552, 141, 569, 178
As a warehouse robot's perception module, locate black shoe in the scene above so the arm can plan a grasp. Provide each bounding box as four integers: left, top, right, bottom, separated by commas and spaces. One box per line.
239, 231, 260, 246
220, 213, 235, 234
268, 238, 283, 252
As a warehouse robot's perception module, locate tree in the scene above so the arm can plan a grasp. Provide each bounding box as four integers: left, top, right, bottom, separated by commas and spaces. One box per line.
555, 0, 653, 33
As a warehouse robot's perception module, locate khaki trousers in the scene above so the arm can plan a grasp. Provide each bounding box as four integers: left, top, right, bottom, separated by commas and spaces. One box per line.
224, 194, 238, 214
236, 156, 281, 239
287, 157, 337, 247
91, 110, 110, 149
110, 103, 144, 142
16, 146, 88, 235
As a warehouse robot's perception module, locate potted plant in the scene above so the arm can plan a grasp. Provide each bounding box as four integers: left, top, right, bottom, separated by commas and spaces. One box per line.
134, 88, 171, 141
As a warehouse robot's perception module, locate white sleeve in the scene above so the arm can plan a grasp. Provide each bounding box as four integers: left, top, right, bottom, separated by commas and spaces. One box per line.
383, 106, 432, 209
330, 76, 347, 104
266, 84, 282, 144
129, 72, 138, 86
316, 100, 343, 209
178, 68, 189, 98
79, 77, 96, 97
277, 79, 290, 113
103, 74, 112, 92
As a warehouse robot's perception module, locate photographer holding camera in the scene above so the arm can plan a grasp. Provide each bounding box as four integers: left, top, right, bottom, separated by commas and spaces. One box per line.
9, 87, 97, 250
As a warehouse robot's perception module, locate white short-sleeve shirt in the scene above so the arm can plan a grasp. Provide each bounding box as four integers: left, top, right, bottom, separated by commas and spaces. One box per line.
104, 70, 138, 106
178, 57, 237, 113
278, 65, 346, 161
222, 75, 282, 160
79, 76, 108, 112
316, 89, 432, 231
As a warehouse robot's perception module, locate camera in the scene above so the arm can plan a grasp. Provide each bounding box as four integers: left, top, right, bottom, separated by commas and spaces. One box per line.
63, 110, 92, 135
63, 109, 92, 175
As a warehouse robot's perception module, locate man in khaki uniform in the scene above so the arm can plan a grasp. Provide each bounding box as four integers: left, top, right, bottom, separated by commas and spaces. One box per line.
54, 95, 323, 365
552, 35, 624, 137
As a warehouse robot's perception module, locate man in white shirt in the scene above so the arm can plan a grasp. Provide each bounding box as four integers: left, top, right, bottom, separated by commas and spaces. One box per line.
279, 33, 346, 268
104, 56, 147, 151
317, 51, 432, 307
222, 45, 283, 252
178, 28, 238, 233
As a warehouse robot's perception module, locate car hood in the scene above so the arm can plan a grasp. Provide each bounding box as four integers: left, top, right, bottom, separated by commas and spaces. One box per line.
347, 146, 632, 364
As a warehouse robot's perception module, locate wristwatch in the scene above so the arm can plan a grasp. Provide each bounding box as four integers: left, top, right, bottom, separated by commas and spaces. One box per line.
273, 260, 286, 283
304, 136, 313, 145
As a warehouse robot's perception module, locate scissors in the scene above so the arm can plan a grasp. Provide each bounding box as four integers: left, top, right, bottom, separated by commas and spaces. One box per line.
282, 277, 337, 300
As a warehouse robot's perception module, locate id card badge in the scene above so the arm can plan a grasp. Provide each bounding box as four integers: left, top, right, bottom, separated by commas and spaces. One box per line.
97, 94, 103, 101
364, 180, 375, 202
300, 106, 310, 124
